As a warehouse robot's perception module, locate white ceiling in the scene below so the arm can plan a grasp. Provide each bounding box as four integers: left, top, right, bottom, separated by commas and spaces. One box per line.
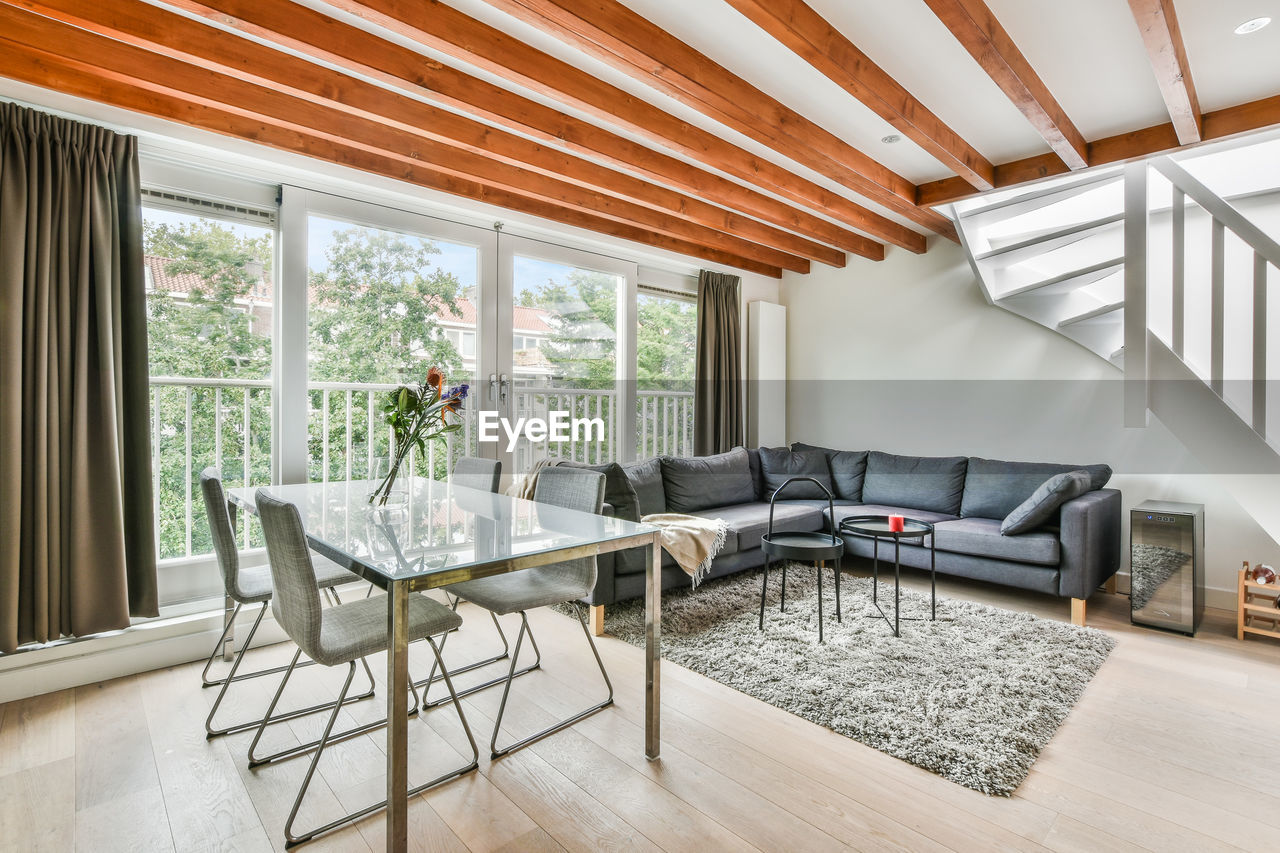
445, 0, 1280, 190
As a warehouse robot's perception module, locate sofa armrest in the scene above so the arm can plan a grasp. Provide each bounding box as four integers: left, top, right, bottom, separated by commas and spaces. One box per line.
1057, 488, 1122, 599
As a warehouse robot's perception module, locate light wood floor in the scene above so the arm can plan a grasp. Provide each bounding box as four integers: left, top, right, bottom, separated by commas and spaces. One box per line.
4, 565, 1279, 853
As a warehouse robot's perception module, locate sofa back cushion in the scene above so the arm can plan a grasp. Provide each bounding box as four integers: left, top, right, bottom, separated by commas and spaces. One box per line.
623, 457, 666, 516
758, 447, 834, 500
660, 447, 756, 513
745, 447, 765, 501
961, 457, 1112, 519
1000, 470, 1093, 535
792, 442, 868, 501
861, 451, 968, 515
558, 460, 640, 522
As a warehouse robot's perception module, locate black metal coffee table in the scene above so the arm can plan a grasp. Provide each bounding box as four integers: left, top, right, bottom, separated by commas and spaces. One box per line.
758, 477, 844, 642
837, 515, 936, 637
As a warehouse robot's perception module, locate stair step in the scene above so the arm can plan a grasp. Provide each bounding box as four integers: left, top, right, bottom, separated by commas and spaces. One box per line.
959, 171, 1122, 229
999, 257, 1125, 298
1058, 302, 1124, 328
975, 213, 1125, 266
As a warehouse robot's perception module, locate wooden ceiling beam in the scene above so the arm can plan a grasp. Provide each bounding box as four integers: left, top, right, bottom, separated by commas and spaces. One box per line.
917, 95, 1280, 207
922, 0, 1088, 171
469, 0, 954, 238
0, 24, 787, 276
10, 0, 850, 268
156, 0, 887, 260
723, 0, 993, 191
1127, 0, 1202, 144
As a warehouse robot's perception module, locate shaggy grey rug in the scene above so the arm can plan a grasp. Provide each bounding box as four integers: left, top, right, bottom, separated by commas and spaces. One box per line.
574, 567, 1114, 796
1129, 543, 1191, 610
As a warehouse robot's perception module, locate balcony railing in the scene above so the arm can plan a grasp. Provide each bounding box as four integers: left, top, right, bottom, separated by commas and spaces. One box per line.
150, 377, 694, 561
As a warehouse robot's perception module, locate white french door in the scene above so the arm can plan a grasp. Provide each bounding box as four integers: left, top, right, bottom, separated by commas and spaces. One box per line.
495, 234, 637, 479
277, 188, 499, 484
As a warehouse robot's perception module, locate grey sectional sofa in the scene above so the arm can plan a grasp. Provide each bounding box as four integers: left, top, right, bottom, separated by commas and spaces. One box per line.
577, 443, 1121, 629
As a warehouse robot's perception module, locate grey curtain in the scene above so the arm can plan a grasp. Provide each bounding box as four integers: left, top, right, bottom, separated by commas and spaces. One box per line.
0, 102, 157, 654
693, 270, 744, 456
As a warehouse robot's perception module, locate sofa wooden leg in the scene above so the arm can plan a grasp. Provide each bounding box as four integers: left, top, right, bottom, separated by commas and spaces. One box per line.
1071, 598, 1087, 627
589, 605, 605, 637
1104, 575, 1117, 594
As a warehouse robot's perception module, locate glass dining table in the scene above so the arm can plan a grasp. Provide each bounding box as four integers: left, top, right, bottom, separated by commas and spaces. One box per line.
227, 476, 663, 853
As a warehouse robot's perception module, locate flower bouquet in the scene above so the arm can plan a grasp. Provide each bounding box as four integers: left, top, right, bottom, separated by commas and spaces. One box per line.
369, 366, 469, 506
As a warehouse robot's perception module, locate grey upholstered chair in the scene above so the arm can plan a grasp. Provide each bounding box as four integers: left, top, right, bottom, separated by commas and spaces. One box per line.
444, 465, 613, 758
451, 455, 501, 493
418, 455, 538, 707
252, 490, 479, 848
199, 468, 374, 739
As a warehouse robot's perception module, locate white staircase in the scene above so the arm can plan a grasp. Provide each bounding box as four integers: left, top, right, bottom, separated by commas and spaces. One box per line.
948, 132, 1280, 542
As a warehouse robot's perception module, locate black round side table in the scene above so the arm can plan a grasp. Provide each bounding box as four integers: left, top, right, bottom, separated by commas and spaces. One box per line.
758, 477, 844, 642
837, 515, 936, 637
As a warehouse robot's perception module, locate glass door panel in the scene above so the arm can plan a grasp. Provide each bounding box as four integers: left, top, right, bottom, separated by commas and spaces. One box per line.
305, 213, 485, 484
506, 250, 629, 474
635, 290, 697, 458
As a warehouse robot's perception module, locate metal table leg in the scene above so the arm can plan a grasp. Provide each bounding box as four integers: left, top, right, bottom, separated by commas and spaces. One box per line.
645, 533, 661, 760
385, 581, 409, 853
894, 535, 901, 638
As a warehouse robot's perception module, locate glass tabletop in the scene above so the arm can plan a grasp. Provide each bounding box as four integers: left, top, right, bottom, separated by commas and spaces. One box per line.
228, 476, 657, 585
838, 515, 934, 537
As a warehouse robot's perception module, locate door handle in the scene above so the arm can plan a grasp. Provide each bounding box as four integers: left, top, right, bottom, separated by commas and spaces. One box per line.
499, 373, 509, 404
488, 373, 499, 403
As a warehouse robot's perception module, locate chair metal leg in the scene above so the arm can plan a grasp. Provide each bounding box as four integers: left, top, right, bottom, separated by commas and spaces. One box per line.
247, 648, 387, 768
420, 611, 542, 711
416, 606, 515, 693
489, 604, 613, 760
281, 637, 480, 849
201, 602, 321, 689
205, 603, 374, 740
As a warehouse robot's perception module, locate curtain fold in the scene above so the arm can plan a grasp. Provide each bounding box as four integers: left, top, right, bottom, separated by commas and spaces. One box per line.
693, 269, 744, 456
1, 102, 157, 654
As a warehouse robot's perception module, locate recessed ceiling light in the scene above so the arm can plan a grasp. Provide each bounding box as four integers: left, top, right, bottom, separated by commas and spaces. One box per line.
881, 134, 901, 144
1234, 17, 1270, 35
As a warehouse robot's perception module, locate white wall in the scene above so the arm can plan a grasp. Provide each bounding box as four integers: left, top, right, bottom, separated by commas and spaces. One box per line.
782, 239, 1277, 606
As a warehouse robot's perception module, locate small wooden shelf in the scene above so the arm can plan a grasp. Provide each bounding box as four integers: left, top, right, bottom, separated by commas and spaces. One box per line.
1238, 568, 1280, 642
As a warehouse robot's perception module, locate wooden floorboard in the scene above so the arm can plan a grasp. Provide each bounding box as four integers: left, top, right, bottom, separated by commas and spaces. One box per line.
2, 565, 1274, 852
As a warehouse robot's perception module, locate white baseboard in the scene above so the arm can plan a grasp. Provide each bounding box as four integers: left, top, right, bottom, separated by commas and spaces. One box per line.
1110, 572, 1237, 612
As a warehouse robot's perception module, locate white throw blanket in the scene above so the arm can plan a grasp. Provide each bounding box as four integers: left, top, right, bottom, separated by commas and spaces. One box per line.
641, 513, 728, 587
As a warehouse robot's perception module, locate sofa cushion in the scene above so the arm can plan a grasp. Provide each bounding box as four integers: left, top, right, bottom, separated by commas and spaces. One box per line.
961, 457, 1113, 519
692, 501, 824, 552
791, 443, 868, 501
933, 517, 1060, 566
861, 451, 968, 515
745, 447, 765, 501
558, 460, 640, 522
758, 447, 834, 500
622, 457, 666, 516
1001, 471, 1092, 535
660, 447, 755, 513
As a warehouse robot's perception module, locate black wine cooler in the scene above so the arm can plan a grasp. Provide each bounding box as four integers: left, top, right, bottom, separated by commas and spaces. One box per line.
1129, 501, 1205, 635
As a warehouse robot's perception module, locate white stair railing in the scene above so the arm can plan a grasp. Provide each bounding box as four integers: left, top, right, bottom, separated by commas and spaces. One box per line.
1125, 156, 1280, 445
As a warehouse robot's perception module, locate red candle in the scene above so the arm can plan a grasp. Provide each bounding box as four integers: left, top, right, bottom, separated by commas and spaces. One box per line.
888, 514, 905, 532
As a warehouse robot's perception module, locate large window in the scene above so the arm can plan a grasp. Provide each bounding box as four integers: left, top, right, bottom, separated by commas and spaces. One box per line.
144, 203, 275, 571
144, 179, 705, 602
